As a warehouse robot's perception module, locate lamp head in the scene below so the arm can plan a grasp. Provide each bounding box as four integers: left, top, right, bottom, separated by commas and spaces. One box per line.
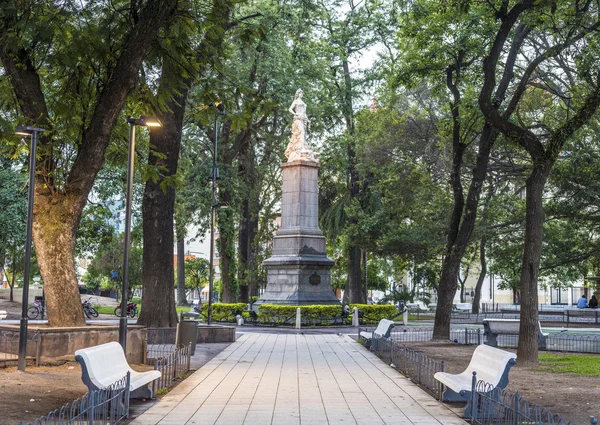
127, 115, 162, 127
15, 125, 46, 137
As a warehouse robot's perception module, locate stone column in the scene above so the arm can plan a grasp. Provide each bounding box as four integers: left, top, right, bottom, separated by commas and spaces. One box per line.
255, 160, 339, 307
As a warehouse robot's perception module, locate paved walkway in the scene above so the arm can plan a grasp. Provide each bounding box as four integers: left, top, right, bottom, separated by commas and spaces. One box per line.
131, 333, 467, 425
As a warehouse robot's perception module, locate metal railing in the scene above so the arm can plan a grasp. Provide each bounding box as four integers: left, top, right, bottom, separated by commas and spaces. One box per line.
368, 333, 444, 399
365, 326, 600, 354
20, 373, 130, 425
147, 343, 191, 392
0, 328, 40, 366
365, 332, 597, 425
470, 380, 597, 425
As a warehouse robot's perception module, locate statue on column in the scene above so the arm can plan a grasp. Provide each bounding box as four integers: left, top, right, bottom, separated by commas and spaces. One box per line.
285, 88, 319, 162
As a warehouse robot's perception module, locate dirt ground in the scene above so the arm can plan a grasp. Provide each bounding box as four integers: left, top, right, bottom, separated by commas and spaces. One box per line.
403, 341, 599, 425
0, 360, 159, 425
0, 361, 88, 424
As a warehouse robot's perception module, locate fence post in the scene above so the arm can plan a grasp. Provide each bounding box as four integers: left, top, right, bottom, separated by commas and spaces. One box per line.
439, 361, 445, 400
352, 307, 360, 327
477, 328, 481, 345
513, 392, 521, 425
125, 371, 131, 417
418, 353, 422, 384
35, 329, 41, 366
470, 371, 477, 421
173, 348, 178, 380
89, 389, 95, 424
465, 328, 468, 345
188, 342, 192, 371
295, 308, 302, 330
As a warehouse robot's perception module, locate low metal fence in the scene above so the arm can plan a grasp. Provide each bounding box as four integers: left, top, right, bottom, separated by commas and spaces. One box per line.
147, 343, 191, 392
364, 326, 600, 354
0, 328, 40, 366
20, 373, 130, 425
369, 333, 444, 399
367, 333, 597, 424
470, 380, 597, 425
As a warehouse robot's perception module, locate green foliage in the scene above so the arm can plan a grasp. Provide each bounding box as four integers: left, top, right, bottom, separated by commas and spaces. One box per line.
538, 354, 600, 377
350, 304, 398, 324
255, 304, 345, 325
209, 303, 247, 323
184, 257, 209, 298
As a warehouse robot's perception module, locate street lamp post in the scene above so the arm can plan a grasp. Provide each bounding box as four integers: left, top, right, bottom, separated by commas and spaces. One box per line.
119, 115, 161, 351
208, 103, 224, 326
15, 125, 46, 372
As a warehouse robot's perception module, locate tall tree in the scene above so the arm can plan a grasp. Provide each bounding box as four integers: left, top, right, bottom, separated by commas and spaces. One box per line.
0, 1, 177, 326
478, 0, 600, 365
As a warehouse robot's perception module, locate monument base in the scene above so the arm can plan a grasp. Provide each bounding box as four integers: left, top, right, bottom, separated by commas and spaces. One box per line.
256, 160, 339, 310
254, 256, 340, 310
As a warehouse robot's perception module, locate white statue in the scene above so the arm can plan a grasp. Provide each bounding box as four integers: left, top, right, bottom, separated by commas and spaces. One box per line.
285, 88, 319, 162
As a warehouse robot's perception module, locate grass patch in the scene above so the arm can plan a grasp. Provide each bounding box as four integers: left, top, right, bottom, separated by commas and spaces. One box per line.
93, 305, 115, 315
538, 353, 600, 377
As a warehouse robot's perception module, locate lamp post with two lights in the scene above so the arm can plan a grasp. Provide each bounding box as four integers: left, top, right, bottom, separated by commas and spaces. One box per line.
15, 125, 46, 371
119, 116, 161, 351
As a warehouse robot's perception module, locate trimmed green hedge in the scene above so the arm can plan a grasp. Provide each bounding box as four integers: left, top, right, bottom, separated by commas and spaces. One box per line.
209, 303, 247, 322
350, 304, 397, 324
256, 304, 345, 325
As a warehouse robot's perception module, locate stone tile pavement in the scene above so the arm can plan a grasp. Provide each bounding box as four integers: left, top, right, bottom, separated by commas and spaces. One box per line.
131, 333, 467, 425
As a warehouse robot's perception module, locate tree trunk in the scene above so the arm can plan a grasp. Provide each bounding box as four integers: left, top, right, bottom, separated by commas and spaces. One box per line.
517, 166, 547, 366
177, 237, 187, 306
137, 78, 184, 327
238, 198, 250, 303
32, 195, 86, 326
472, 238, 486, 314
433, 249, 461, 339
347, 245, 365, 304
10, 251, 16, 303
433, 124, 497, 339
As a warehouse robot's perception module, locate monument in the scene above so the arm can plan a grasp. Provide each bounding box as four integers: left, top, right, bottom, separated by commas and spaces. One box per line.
254, 89, 340, 307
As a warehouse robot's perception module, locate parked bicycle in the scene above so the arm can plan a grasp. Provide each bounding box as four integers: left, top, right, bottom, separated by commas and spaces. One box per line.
82, 298, 99, 319
114, 301, 138, 318
27, 300, 44, 320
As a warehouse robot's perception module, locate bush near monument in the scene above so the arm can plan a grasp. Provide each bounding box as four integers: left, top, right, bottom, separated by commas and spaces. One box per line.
257, 304, 344, 324
207, 303, 247, 322
350, 304, 397, 324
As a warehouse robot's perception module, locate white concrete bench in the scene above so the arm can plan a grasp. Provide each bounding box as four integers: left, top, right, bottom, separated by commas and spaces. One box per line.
359, 319, 395, 349
0, 310, 7, 320
434, 345, 516, 418
482, 318, 548, 350
406, 302, 428, 311
454, 303, 472, 312
75, 342, 161, 399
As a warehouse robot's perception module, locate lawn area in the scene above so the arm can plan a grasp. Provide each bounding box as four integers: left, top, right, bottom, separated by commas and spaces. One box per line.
538, 353, 600, 377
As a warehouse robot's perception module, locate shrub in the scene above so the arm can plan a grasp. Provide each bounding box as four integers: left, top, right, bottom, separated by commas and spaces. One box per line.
350, 304, 397, 324
210, 303, 247, 322
256, 304, 345, 326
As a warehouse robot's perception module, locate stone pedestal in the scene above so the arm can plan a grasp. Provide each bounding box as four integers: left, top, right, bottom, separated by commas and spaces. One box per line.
255, 160, 339, 307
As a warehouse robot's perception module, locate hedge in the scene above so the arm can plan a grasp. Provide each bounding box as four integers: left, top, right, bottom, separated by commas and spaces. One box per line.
350, 304, 397, 324
208, 303, 247, 323
256, 304, 345, 325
